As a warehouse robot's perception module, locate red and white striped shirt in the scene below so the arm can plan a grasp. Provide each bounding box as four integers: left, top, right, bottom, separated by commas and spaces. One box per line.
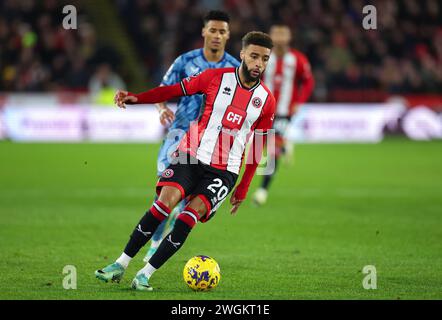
263, 49, 314, 117
178, 67, 275, 174
128, 67, 276, 200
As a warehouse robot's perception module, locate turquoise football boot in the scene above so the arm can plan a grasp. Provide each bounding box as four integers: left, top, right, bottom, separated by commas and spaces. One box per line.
95, 262, 125, 283
131, 273, 153, 291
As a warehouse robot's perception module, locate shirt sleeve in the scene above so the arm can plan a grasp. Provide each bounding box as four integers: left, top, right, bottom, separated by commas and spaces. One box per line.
127, 83, 184, 104
180, 69, 214, 96
230, 56, 241, 68
297, 53, 313, 81
161, 55, 185, 86
296, 53, 315, 104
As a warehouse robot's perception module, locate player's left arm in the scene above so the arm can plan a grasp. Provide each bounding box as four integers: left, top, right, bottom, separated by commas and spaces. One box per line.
114, 84, 184, 108
230, 96, 276, 214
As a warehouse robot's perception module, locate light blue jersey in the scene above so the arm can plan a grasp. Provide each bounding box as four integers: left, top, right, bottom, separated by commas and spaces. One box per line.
157, 48, 240, 174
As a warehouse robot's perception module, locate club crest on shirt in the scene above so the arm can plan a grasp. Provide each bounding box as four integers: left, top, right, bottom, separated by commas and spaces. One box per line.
162, 169, 174, 178
252, 97, 262, 108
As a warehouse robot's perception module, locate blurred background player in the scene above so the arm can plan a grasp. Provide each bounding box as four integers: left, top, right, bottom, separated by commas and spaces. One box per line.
145, 10, 240, 262
253, 24, 315, 206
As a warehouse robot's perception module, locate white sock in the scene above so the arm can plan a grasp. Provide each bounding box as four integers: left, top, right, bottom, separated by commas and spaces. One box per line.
116, 252, 132, 269
137, 263, 157, 279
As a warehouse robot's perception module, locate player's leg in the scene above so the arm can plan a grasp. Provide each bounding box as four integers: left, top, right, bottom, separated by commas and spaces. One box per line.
261, 153, 281, 189
145, 130, 185, 261
146, 137, 174, 259
253, 134, 283, 206
161, 129, 188, 235
95, 186, 182, 283
282, 138, 295, 165
158, 194, 186, 242
144, 195, 165, 260
143, 199, 186, 263
132, 195, 207, 290
144, 197, 186, 262
130, 153, 202, 290
133, 168, 238, 290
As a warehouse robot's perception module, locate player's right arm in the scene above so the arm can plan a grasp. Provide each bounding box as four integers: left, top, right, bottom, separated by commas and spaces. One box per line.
114, 85, 183, 109
114, 69, 214, 109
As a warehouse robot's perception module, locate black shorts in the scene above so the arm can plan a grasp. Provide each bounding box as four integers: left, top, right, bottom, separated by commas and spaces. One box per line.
156, 152, 238, 223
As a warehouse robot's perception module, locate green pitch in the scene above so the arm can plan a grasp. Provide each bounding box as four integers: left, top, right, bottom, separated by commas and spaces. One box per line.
0, 138, 441, 300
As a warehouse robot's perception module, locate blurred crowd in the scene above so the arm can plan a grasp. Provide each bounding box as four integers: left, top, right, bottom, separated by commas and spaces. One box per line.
116, 0, 442, 101
0, 0, 124, 93
1, 0, 441, 101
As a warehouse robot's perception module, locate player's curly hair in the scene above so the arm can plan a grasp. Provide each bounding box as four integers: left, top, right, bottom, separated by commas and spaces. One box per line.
242, 31, 273, 49
203, 10, 230, 25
